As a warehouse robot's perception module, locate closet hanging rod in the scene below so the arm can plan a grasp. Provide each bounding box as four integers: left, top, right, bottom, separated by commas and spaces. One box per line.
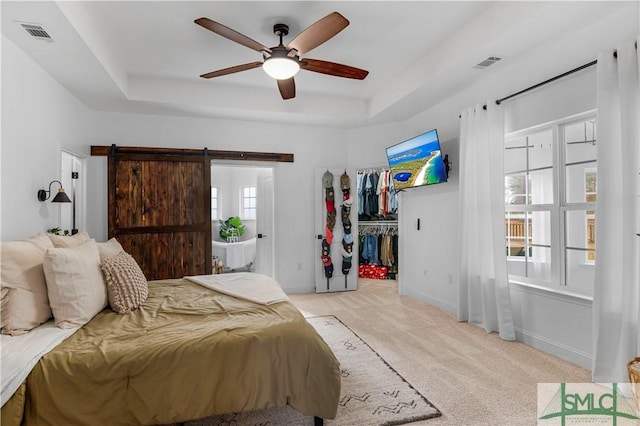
357, 167, 389, 173
358, 221, 398, 227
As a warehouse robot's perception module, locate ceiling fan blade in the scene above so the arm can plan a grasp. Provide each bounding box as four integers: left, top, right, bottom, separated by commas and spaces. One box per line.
200, 61, 263, 79
195, 18, 271, 53
277, 78, 296, 100
287, 12, 349, 56
301, 58, 369, 80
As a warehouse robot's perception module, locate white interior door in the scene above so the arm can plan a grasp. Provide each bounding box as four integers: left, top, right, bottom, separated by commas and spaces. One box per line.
315, 168, 358, 293
60, 151, 84, 234
256, 169, 275, 278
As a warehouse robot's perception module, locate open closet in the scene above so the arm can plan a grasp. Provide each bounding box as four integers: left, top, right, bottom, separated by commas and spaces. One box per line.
356, 168, 398, 280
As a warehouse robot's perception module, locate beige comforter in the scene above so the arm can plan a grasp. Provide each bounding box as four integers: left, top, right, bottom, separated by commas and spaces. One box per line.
21, 278, 340, 425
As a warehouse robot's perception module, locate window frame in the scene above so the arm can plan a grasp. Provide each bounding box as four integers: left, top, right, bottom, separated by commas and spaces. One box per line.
504, 110, 597, 297
583, 168, 597, 265
210, 186, 220, 221
239, 185, 257, 220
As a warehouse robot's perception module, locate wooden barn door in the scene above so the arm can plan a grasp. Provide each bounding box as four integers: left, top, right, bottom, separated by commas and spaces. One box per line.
107, 150, 211, 280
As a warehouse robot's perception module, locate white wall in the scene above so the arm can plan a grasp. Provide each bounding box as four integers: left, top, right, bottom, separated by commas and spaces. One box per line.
396, 177, 459, 313
86, 112, 348, 293
1, 35, 91, 241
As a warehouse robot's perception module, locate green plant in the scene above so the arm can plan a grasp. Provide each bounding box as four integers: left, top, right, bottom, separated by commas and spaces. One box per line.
47, 227, 70, 236
218, 216, 245, 239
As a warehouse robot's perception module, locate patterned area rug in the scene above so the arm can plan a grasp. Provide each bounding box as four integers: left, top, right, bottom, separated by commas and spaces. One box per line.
185, 315, 441, 426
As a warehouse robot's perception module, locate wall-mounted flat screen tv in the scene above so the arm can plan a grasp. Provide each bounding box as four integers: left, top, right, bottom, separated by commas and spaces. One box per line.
385, 129, 447, 192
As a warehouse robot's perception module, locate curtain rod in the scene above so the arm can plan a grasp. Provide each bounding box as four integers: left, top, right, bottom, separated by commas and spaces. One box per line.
458, 59, 596, 118
459, 42, 637, 118
495, 59, 597, 105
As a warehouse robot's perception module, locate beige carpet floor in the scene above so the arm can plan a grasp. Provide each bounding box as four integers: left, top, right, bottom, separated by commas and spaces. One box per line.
289, 278, 591, 426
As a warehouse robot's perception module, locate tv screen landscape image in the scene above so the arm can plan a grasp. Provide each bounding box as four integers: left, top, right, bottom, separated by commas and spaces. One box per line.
386, 129, 447, 191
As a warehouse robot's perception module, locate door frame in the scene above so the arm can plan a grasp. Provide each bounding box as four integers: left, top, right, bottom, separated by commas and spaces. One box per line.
210, 161, 277, 280
256, 168, 276, 279
60, 149, 86, 234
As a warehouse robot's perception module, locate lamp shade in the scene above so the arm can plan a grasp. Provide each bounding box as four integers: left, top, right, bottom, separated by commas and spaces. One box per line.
38, 180, 72, 203
51, 188, 71, 203
263, 56, 300, 80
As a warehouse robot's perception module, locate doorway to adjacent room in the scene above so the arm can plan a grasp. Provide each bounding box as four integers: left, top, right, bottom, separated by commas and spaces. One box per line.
210, 164, 275, 278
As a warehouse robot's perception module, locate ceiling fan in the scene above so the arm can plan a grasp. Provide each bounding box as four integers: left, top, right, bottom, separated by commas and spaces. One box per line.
194, 12, 369, 100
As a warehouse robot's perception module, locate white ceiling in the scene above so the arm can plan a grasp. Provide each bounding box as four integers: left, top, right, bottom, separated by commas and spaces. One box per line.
2, 1, 639, 128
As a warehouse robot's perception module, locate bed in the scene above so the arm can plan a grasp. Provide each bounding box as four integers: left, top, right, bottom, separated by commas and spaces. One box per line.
1, 271, 340, 425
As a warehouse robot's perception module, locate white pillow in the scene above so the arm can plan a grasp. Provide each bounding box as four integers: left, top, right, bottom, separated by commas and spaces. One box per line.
43, 239, 108, 328
96, 238, 124, 263
0, 233, 54, 335
101, 251, 148, 314
47, 230, 91, 248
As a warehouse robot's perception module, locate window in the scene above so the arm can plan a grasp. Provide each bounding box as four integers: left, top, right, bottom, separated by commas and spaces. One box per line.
504, 111, 597, 294
584, 169, 597, 263
211, 186, 219, 220
240, 186, 256, 220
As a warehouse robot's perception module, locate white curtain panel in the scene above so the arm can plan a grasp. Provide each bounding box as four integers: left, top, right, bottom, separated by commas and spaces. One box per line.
458, 103, 516, 341
593, 37, 640, 384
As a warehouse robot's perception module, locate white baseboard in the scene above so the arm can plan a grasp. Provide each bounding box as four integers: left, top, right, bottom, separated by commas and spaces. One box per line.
515, 327, 592, 370
283, 284, 315, 294
401, 288, 456, 315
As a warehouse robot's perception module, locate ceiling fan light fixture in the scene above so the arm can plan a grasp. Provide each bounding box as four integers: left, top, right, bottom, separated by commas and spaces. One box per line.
195, 13, 368, 99
263, 56, 300, 80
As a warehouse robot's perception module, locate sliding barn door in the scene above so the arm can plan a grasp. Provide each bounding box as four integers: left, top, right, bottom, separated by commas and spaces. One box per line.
108, 152, 211, 280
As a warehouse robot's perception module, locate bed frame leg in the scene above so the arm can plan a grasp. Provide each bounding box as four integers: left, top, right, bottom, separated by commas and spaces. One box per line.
313, 416, 324, 426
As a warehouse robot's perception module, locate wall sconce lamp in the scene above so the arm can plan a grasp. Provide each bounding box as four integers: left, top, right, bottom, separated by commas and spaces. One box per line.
37, 180, 72, 203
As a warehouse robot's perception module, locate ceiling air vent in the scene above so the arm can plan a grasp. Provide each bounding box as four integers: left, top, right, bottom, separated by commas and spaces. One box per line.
18, 22, 54, 42
474, 56, 502, 69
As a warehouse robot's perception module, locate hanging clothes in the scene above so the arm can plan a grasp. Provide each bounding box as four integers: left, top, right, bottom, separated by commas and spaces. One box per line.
377, 170, 391, 217
356, 167, 399, 280
357, 169, 397, 221
357, 223, 398, 279
360, 233, 379, 264
366, 171, 379, 219
380, 234, 395, 267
